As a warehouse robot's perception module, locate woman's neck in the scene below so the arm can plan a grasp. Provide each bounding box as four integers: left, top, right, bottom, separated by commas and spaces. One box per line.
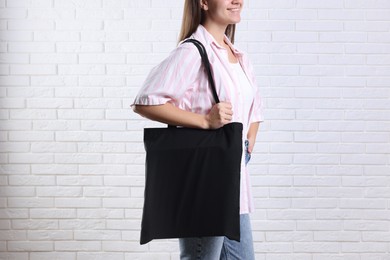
202, 21, 227, 47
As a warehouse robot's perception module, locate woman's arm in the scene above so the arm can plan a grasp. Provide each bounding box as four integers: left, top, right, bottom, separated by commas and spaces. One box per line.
247, 122, 260, 153
134, 102, 233, 130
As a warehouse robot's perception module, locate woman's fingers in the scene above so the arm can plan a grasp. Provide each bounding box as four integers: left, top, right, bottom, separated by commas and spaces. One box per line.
217, 102, 233, 119
206, 102, 233, 129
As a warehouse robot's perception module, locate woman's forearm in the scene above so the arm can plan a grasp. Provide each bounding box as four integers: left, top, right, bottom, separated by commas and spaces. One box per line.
134, 103, 209, 129
134, 102, 234, 130
247, 122, 260, 153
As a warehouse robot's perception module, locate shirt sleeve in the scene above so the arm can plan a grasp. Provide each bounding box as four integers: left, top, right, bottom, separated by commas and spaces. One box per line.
132, 43, 202, 108
246, 56, 264, 124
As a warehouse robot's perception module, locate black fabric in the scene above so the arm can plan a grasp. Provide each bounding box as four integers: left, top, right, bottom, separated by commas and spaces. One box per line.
140, 39, 243, 245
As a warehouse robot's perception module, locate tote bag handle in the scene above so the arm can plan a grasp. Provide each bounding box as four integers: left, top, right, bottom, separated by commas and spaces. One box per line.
182, 39, 220, 104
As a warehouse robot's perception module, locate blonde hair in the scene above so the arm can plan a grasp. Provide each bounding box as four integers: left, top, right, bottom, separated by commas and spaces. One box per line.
178, 0, 236, 44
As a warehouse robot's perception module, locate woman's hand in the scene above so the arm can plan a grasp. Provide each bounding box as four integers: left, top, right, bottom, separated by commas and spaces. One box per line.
205, 102, 233, 129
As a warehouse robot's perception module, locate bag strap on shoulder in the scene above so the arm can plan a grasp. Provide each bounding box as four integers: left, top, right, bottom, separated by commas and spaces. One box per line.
182, 39, 220, 104
168, 39, 220, 129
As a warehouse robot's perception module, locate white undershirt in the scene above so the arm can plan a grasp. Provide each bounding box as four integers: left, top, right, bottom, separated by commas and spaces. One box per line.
229, 62, 254, 127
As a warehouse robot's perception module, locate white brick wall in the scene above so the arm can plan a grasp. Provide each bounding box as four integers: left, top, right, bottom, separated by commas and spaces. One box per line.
1, 0, 389, 259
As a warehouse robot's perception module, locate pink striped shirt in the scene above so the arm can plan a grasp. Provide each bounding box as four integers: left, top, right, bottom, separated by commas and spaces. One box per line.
133, 25, 264, 214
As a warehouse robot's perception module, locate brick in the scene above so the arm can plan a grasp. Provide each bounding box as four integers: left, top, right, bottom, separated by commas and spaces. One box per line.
81, 31, 128, 42
267, 255, 311, 260
10, 109, 56, 120
12, 219, 58, 230
366, 10, 390, 20
74, 230, 121, 240
31, 142, 76, 153
8, 241, 53, 252
0, 164, 30, 175
54, 0, 102, 8
59, 219, 105, 230
30, 209, 76, 219
342, 242, 388, 253
297, 221, 343, 231
30, 54, 77, 64
83, 187, 130, 197
28, 230, 73, 241
34, 31, 80, 41
0, 75, 29, 85
362, 232, 390, 242
0, 186, 34, 197
78, 252, 124, 260
266, 231, 312, 242
77, 8, 123, 19
0, 209, 28, 219
314, 231, 361, 242
7, 0, 52, 8
74, 98, 122, 109
342, 198, 388, 209
0, 142, 30, 152
78, 143, 125, 153
0, 253, 28, 260
31, 76, 77, 87
106, 219, 140, 230
341, 154, 388, 165
8, 153, 54, 164
104, 176, 144, 186
267, 209, 315, 220
56, 42, 103, 53
102, 241, 145, 252
318, 9, 365, 20
54, 241, 101, 251
249, 0, 295, 8
0, 53, 29, 64
317, 188, 363, 198
299, 43, 345, 54
297, 0, 343, 8
7, 198, 54, 208
58, 64, 105, 75
294, 242, 340, 253
54, 153, 102, 164
343, 176, 390, 187
292, 198, 338, 209
57, 110, 104, 120
0, 230, 27, 240
55, 87, 101, 97
345, 0, 390, 8
57, 176, 103, 186
102, 198, 143, 208
55, 198, 101, 208
30, 252, 76, 260
125, 253, 171, 260
77, 209, 123, 219
36, 186, 82, 197
0, 98, 25, 108
317, 144, 365, 154
79, 164, 126, 175
8, 20, 54, 30
56, 18, 104, 30
269, 9, 316, 20
31, 164, 77, 175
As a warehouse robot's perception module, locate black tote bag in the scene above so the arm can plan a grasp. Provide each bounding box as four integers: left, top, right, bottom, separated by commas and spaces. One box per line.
140, 39, 243, 245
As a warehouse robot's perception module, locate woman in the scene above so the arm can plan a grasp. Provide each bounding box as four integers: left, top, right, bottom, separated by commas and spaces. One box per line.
132, 0, 263, 258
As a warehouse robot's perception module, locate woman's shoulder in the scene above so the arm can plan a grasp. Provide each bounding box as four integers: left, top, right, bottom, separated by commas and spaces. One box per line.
159, 38, 203, 67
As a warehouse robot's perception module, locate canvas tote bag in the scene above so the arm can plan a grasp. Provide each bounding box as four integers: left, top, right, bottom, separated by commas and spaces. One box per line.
140, 39, 243, 245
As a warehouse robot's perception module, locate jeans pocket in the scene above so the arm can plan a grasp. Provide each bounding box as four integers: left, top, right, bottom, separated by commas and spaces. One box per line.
245, 140, 251, 165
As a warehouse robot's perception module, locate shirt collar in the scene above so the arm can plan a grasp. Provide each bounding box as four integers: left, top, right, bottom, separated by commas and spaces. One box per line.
193, 24, 244, 57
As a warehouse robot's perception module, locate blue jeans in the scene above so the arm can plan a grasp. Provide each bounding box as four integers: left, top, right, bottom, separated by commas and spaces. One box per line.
245, 140, 251, 165
179, 214, 255, 260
